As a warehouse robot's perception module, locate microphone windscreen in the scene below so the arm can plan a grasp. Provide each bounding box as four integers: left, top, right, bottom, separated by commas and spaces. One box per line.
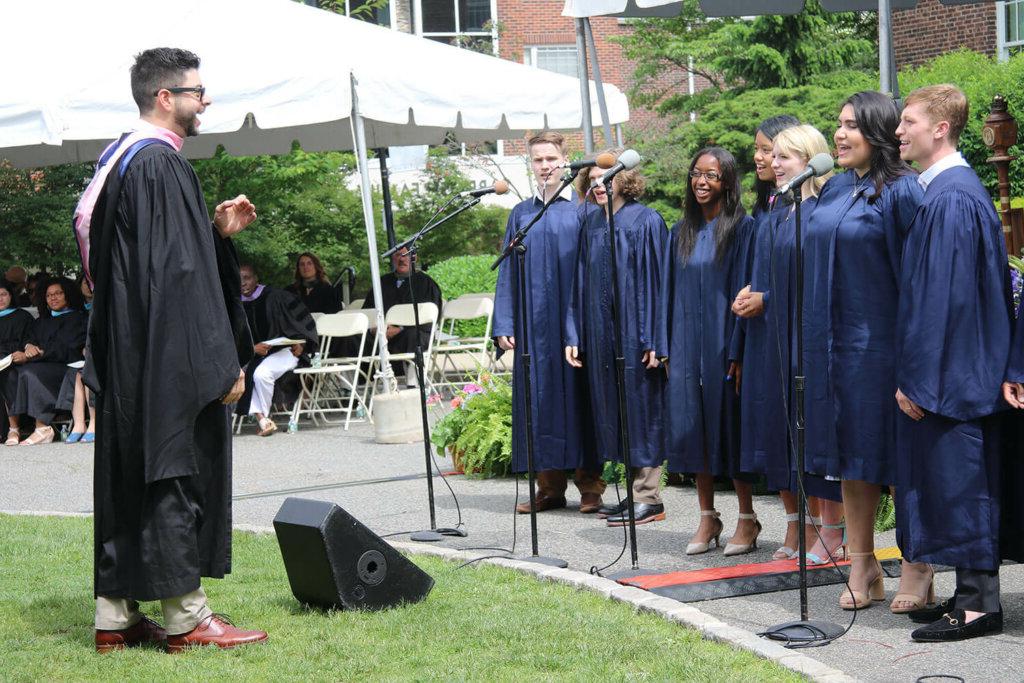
618, 149, 642, 170
493, 180, 510, 195
809, 152, 834, 177
595, 152, 617, 169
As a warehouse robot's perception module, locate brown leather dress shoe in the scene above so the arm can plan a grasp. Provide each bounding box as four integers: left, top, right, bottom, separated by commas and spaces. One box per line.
515, 495, 567, 514
166, 614, 268, 653
579, 493, 603, 514
95, 615, 167, 653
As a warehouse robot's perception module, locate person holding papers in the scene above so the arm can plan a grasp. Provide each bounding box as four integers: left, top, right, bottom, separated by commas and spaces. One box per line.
0, 280, 34, 444
237, 263, 318, 436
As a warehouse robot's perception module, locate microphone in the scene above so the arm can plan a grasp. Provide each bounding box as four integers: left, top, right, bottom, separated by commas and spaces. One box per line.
775, 152, 833, 195
560, 152, 617, 172
462, 180, 510, 198
596, 149, 642, 186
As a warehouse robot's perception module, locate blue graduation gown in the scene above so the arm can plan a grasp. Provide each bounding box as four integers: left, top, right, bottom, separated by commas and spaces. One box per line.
1002, 306, 1024, 562
493, 196, 595, 473
895, 165, 1014, 571
739, 198, 841, 500
660, 214, 754, 476
802, 172, 922, 485
565, 200, 669, 468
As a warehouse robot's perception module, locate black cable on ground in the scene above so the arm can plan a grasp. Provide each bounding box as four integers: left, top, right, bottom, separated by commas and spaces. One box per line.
455, 475, 519, 568
590, 480, 628, 576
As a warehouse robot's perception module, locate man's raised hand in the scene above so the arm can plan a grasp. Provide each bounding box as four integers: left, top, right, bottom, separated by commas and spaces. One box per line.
214, 194, 257, 238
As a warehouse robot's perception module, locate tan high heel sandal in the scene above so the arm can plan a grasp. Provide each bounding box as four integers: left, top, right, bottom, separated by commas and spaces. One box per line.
724, 512, 762, 557
839, 551, 885, 610
686, 510, 723, 555
19, 425, 54, 446
890, 564, 936, 614
5, 428, 20, 446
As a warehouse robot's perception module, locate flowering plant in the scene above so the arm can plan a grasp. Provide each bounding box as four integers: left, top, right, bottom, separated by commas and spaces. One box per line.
430, 374, 512, 478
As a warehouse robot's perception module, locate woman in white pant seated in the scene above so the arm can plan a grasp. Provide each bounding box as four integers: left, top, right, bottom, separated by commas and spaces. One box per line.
238, 264, 318, 436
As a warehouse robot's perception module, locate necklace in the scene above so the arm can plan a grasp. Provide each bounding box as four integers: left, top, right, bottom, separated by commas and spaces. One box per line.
852, 172, 869, 198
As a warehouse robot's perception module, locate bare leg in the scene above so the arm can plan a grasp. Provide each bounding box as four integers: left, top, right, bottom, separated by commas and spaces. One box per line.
841, 479, 882, 600
71, 373, 87, 433
728, 479, 758, 545
807, 498, 846, 563
691, 472, 718, 544
890, 487, 934, 610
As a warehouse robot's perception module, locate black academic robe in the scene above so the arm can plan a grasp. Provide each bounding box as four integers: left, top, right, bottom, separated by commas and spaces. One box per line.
287, 280, 340, 315
895, 166, 1015, 571
364, 271, 442, 356
6, 309, 86, 422
236, 286, 318, 415
0, 307, 37, 425
87, 142, 251, 601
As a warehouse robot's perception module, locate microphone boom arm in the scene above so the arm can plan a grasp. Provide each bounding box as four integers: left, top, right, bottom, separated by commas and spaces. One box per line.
382, 196, 482, 259
491, 170, 580, 271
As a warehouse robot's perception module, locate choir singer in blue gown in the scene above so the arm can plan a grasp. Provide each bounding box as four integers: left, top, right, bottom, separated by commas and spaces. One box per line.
801, 91, 927, 612
894, 85, 1018, 642
493, 131, 605, 515
659, 148, 760, 556
564, 150, 669, 527
732, 124, 845, 565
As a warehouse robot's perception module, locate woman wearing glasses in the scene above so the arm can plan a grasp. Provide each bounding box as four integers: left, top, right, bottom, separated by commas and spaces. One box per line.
802, 91, 926, 611
659, 148, 759, 556
4, 277, 86, 445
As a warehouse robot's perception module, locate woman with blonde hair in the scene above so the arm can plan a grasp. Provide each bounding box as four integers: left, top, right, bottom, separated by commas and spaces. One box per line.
733, 125, 845, 564
566, 149, 671, 527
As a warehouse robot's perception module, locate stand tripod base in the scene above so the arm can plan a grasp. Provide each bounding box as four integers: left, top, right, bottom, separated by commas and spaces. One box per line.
515, 554, 568, 568
606, 567, 657, 581
409, 530, 444, 542
762, 619, 846, 645
436, 527, 467, 537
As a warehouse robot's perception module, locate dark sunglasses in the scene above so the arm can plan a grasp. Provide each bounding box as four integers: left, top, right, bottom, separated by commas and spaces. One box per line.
156, 86, 206, 100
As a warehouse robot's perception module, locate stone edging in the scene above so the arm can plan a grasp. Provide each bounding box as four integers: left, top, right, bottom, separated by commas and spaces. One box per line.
13, 514, 853, 682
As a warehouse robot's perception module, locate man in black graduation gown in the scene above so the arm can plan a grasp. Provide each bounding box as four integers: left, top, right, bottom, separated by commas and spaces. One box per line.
363, 247, 442, 386
236, 263, 318, 436
82, 48, 267, 653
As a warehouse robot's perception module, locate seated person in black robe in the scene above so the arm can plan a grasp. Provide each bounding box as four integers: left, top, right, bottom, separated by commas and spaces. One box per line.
286, 252, 340, 314
5, 277, 86, 445
3, 267, 33, 308
364, 247, 442, 387
237, 263, 318, 436
0, 280, 34, 444
55, 275, 96, 443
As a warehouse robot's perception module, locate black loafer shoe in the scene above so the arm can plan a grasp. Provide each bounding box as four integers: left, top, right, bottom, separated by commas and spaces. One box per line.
596, 500, 627, 519
908, 596, 956, 624
606, 503, 666, 527
911, 608, 1002, 642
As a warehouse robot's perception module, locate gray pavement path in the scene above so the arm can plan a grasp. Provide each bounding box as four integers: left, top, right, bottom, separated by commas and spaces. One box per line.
4, 419, 1023, 682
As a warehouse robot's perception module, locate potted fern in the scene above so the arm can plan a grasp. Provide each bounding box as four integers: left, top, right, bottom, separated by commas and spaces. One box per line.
431, 375, 512, 477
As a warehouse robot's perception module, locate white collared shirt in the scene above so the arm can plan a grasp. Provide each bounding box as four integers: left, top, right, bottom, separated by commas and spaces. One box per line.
917, 151, 970, 191
534, 181, 575, 204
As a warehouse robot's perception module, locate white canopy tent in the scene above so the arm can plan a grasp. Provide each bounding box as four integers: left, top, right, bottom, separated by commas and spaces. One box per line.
0, 0, 629, 389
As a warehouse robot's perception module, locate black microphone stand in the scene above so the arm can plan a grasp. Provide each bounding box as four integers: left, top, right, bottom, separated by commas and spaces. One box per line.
763, 185, 844, 643
598, 177, 651, 580
491, 172, 580, 568
383, 199, 481, 542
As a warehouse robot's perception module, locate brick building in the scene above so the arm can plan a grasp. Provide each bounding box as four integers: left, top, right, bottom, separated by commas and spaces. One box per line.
893, 0, 1023, 67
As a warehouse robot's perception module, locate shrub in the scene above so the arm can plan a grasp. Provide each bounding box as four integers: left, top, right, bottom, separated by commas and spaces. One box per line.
428, 254, 500, 338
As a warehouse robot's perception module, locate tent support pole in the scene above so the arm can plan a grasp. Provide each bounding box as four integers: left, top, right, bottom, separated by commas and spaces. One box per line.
351, 72, 395, 392
878, 0, 899, 100
575, 18, 594, 153
584, 17, 614, 148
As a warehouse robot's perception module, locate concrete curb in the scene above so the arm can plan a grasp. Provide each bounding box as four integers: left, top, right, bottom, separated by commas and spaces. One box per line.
7, 512, 854, 682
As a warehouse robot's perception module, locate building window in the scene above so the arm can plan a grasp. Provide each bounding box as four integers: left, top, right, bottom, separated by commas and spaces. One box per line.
999, 0, 1024, 60
415, 0, 495, 52
323, 0, 391, 27
522, 45, 579, 78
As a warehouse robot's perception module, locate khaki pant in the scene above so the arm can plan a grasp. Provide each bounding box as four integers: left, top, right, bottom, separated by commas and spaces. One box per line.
95, 587, 212, 636
536, 468, 606, 499
631, 466, 662, 505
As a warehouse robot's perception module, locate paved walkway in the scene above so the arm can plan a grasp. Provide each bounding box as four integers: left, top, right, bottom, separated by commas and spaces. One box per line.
4, 420, 1022, 681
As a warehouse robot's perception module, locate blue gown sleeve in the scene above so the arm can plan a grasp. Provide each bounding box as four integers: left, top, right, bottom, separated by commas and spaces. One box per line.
881, 175, 924, 277
897, 189, 1011, 420
655, 226, 677, 361
564, 213, 587, 351
492, 206, 519, 342
1007, 295, 1024, 383
639, 209, 669, 353
729, 216, 756, 362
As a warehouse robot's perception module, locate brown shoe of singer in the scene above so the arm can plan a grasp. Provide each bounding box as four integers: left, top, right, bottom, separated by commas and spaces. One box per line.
515, 495, 567, 514
579, 493, 603, 514
166, 614, 268, 653
95, 615, 167, 653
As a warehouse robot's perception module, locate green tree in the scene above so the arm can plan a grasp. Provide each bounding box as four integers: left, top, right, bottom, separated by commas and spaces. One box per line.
0, 161, 91, 275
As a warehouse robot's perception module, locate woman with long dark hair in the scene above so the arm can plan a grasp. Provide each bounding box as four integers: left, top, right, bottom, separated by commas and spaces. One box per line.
5, 277, 86, 445
753, 115, 800, 216
659, 147, 759, 555
802, 91, 926, 611
287, 252, 340, 314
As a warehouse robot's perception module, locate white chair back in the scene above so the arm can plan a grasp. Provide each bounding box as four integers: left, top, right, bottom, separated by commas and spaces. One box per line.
385, 302, 439, 328
317, 311, 369, 339
345, 297, 365, 310
442, 296, 493, 322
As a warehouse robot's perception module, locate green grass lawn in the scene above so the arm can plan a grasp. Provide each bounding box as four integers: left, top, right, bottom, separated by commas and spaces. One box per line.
0, 514, 801, 682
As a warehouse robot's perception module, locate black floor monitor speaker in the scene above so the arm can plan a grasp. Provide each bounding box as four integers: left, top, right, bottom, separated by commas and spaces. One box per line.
273, 497, 434, 611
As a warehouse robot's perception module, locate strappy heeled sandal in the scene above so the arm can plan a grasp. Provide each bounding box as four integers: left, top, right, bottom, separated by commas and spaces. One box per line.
686, 510, 723, 555
773, 512, 800, 560
891, 564, 936, 614
839, 551, 885, 610
724, 512, 762, 556
257, 417, 277, 437
4, 428, 20, 446
807, 521, 848, 566
19, 426, 55, 446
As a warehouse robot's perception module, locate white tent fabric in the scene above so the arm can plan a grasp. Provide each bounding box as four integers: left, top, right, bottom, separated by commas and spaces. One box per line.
0, 0, 629, 392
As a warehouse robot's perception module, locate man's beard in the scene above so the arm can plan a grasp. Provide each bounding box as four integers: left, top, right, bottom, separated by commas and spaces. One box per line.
174, 105, 199, 137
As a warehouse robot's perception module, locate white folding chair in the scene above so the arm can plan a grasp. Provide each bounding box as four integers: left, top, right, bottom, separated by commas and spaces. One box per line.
290, 311, 372, 430
430, 295, 494, 390
344, 297, 365, 311
366, 302, 439, 394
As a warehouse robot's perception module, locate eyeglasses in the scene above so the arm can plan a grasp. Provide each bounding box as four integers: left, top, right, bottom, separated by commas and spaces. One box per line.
156, 86, 206, 100
689, 170, 721, 181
